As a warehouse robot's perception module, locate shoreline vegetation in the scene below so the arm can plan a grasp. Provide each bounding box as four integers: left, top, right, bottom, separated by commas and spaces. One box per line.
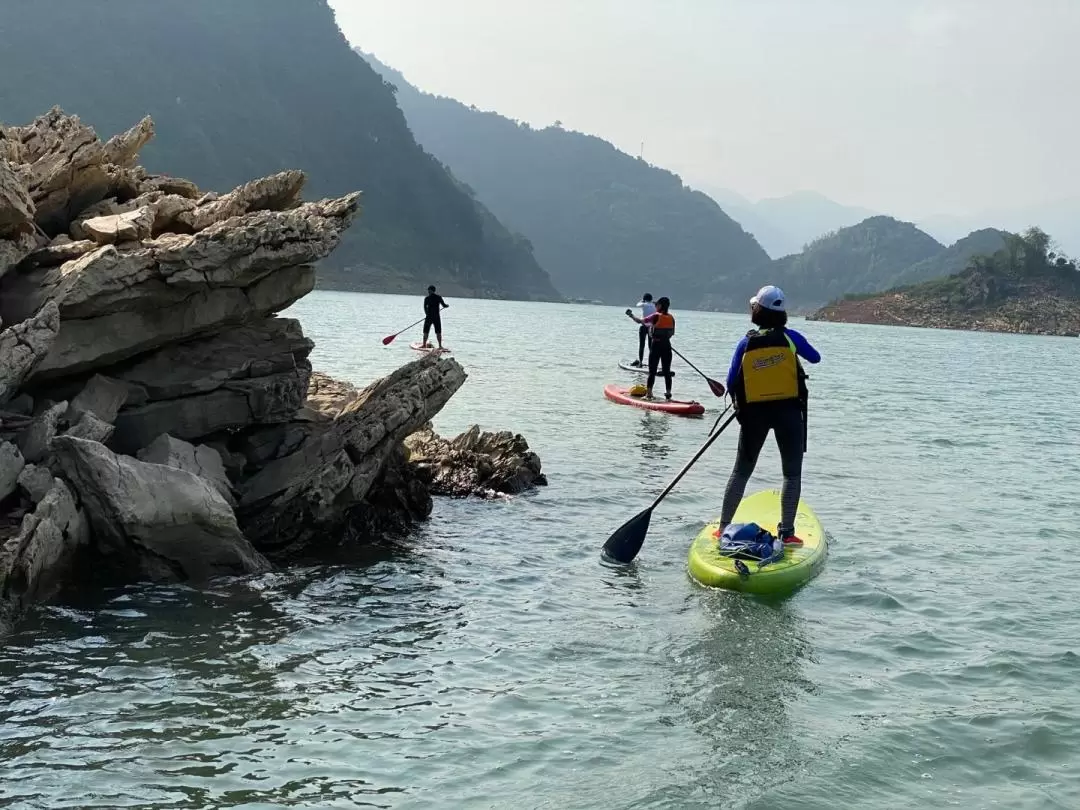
807, 228, 1080, 337
0, 110, 546, 638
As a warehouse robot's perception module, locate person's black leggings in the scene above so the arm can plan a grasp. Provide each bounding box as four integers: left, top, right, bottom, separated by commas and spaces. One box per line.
637, 324, 651, 363
647, 338, 673, 395
720, 404, 804, 534
423, 313, 442, 342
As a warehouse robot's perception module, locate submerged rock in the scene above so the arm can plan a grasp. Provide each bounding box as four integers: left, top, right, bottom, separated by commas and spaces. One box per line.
405, 425, 547, 497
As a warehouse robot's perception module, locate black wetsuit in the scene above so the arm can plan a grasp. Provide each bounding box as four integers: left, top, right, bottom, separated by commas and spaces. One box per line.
423, 293, 446, 338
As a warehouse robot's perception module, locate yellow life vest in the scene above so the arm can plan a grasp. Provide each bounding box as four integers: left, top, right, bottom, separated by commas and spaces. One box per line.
739, 328, 800, 405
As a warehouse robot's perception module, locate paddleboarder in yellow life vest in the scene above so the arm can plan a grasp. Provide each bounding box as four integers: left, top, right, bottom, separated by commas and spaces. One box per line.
626, 296, 675, 400
718, 285, 821, 544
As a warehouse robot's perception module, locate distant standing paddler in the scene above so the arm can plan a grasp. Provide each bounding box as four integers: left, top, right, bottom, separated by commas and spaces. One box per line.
422, 285, 449, 349
718, 284, 821, 544
630, 293, 656, 367
626, 296, 675, 400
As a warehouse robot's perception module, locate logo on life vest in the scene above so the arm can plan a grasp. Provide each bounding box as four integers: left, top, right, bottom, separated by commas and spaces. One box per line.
751, 352, 787, 370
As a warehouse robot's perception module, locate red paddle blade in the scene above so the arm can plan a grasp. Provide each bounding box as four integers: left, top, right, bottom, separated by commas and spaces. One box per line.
706, 378, 726, 398
381, 334, 396, 345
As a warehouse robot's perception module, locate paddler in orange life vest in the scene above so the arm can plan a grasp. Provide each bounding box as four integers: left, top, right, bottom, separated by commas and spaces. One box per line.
718, 285, 821, 544
625, 296, 675, 400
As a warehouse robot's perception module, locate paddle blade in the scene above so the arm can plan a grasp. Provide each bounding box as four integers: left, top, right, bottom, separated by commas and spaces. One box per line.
706, 378, 726, 398
381, 334, 397, 345
602, 507, 653, 563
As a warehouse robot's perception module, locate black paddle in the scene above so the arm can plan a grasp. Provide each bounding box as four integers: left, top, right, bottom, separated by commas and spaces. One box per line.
670, 346, 726, 398
602, 407, 737, 564
382, 317, 426, 346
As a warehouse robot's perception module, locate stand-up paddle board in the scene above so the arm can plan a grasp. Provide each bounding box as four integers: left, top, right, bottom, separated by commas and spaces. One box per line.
619, 360, 674, 377
410, 343, 451, 355
603, 384, 704, 416
687, 489, 827, 594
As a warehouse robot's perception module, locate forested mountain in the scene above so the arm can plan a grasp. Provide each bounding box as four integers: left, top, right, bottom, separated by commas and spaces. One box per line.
366, 54, 769, 306
703, 217, 1014, 312
888, 228, 1008, 288
0, 0, 559, 300
810, 228, 1080, 336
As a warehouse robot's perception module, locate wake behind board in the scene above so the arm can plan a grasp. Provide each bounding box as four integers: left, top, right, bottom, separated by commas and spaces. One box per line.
619, 360, 674, 377
603, 383, 703, 416
410, 342, 451, 355
687, 489, 827, 595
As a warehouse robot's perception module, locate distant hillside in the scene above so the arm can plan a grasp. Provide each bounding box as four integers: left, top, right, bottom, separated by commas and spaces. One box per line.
728, 216, 945, 311
809, 228, 1080, 336
0, 0, 559, 301
702, 188, 877, 258
366, 53, 769, 306
889, 228, 1008, 288
919, 197, 1080, 258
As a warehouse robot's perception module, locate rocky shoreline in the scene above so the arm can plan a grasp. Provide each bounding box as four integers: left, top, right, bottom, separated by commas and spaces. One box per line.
808, 289, 1080, 337
0, 109, 546, 636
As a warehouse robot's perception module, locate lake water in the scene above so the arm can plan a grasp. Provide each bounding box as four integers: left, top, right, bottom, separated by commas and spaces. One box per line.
1, 291, 1078, 809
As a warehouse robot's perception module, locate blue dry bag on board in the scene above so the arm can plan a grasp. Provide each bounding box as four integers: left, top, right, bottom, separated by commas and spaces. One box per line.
717, 522, 784, 564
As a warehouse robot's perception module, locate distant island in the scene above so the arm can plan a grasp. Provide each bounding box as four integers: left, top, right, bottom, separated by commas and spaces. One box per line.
807, 228, 1080, 336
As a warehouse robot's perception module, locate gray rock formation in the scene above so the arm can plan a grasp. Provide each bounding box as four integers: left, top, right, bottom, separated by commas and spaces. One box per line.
405, 425, 547, 497
53, 436, 268, 582
236, 355, 467, 554
0, 158, 35, 236
17, 464, 54, 504
137, 434, 235, 506
109, 318, 312, 453
0, 442, 24, 502
16, 401, 66, 464
0, 477, 89, 636
0, 108, 543, 640
0, 303, 59, 403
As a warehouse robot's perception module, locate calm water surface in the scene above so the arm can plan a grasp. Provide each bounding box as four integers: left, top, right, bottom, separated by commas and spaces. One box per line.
1, 292, 1078, 809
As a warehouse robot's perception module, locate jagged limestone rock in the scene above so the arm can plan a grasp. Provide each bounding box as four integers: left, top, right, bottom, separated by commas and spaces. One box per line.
0, 477, 89, 636
0, 303, 59, 404
136, 434, 235, 506
52, 436, 269, 582
237, 356, 467, 554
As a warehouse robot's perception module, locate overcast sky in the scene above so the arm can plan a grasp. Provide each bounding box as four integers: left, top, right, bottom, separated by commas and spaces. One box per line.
329, 0, 1079, 218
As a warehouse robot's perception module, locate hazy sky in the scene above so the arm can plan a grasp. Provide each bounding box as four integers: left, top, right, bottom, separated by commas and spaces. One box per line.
329, 0, 1079, 218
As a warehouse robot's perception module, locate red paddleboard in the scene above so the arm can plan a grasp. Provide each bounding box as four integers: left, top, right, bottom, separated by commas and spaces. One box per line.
603, 384, 704, 416
410, 342, 451, 354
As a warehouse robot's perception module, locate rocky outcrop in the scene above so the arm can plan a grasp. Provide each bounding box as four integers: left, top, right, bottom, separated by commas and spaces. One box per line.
235, 354, 467, 555
808, 275, 1080, 336
405, 425, 547, 497
136, 434, 235, 506
0, 476, 89, 636
0, 108, 544, 640
0, 303, 59, 403
53, 436, 268, 582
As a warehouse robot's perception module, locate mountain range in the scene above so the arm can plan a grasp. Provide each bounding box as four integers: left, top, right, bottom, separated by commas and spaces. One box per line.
0, 0, 559, 301
365, 52, 770, 306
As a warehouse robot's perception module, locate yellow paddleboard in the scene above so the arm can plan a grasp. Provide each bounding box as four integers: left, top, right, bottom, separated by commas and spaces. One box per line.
687, 489, 827, 595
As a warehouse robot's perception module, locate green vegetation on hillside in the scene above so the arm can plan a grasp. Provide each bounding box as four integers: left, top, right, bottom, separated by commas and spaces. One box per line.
811, 228, 1080, 336
899, 227, 1080, 308
765, 216, 944, 307
888, 228, 1008, 288
366, 53, 769, 306
0, 0, 559, 300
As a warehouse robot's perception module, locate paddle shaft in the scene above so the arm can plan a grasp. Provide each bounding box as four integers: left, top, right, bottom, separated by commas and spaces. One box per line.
384, 316, 426, 343
647, 411, 736, 512
671, 346, 716, 385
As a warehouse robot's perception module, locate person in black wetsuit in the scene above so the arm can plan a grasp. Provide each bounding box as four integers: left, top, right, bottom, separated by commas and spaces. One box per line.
627, 296, 675, 400
422, 285, 448, 349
